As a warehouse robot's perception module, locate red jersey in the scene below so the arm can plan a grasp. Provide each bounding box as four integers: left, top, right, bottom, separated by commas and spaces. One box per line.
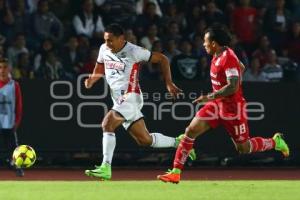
210, 47, 244, 104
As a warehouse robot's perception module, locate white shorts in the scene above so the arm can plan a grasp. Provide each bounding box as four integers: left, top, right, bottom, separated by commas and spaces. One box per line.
112, 93, 144, 130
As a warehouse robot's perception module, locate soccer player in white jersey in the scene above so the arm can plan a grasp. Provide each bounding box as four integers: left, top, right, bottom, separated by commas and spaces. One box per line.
84, 24, 195, 180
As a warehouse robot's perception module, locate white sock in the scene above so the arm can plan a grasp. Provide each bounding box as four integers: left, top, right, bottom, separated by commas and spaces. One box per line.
102, 132, 116, 165
150, 132, 176, 148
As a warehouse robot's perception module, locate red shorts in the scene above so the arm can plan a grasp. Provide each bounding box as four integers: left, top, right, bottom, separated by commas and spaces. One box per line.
196, 100, 250, 143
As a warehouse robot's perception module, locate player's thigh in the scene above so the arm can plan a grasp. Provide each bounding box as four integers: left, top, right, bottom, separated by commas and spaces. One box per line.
101, 110, 125, 132
185, 117, 211, 138
127, 118, 152, 146
222, 117, 250, 145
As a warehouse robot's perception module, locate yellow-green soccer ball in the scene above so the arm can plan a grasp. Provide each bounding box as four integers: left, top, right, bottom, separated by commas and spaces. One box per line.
12, 145, 36, 168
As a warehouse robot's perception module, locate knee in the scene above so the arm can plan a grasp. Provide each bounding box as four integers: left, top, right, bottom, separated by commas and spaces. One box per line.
185, 126, 198, 138
136, 135, 152, 147
101, 121, 114, 132
236, 141, 251, 154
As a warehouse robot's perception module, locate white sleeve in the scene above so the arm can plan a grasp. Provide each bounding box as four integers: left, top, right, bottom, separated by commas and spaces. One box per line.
97, 45, 104, 63
134, 46, 152, 62
225, 68, 239, 79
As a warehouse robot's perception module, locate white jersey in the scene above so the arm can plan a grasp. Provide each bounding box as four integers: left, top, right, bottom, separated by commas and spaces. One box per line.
97, 42, 151, 100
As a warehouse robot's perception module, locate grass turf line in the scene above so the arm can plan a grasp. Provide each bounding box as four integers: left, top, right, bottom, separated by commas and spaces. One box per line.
0, 181, 299, 200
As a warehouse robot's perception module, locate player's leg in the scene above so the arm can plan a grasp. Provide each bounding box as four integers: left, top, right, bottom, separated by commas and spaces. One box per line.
225, 117, 289, 157
2, 129, 24, 177
126, 118, 197, 161
157, 117, 211, 183
127, 118, 176, 147
85, 110, 125, 180
158, 101, 220, 183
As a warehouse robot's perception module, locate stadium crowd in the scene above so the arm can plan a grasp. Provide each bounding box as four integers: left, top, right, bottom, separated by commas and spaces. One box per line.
0, 0, 299, 82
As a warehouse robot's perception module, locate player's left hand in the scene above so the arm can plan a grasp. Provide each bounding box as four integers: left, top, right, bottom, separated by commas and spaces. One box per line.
192, 95, 209, 104
166, 82, 183, 99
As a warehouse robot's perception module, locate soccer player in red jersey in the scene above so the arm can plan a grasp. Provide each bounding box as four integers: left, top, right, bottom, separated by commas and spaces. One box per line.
157, 25, 290, 184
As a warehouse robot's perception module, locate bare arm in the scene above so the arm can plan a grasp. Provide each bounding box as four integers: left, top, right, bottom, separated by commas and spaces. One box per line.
85, 63, 105, 89
149, 52, 182, 98
239, 61, 246, 74
150, 52, 172, 84
193, 77, 239, 103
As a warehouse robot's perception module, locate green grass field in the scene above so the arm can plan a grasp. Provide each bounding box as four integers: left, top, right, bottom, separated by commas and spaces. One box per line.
1, 181, 300, 200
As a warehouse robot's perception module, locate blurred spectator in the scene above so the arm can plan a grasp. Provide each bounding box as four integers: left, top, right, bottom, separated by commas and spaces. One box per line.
60, 36, 84, 79
124, 29, 137, 44
252, 35, 274, 67
161, 21, 182, 43
198, 56, 210, 82
243, 57, 266, 82
36, 50, 66, 80
140, 24, 160, 50
136, 0, 162, 17
191, 34, 206, 58
163, 39, 181, 62
230, 34, 249, 67
32, 0, 64, 45
48, 0, 73, 37
162, 4, 186, 31
33, 38, 54, 72
135, 1, 162, 38
7, 33, 29, 68
12, 52, 33, 79
73, 0, 104, 41
231, 0, 258, 52
263, 0, 292, 50
186, 5, 202, 33
0, 45, 4, 60
188, 19, 207, 40
261, 50, 283, 82
284, 21, 300, 64
10, 0, 31, 39
77, 34, 91, 59
81, 47, 98, 74
0, 0, 15, 42
0, 34, 6, 45
101, 0, 136, 28
203, 0, 225, 25
171, 39, 200, 80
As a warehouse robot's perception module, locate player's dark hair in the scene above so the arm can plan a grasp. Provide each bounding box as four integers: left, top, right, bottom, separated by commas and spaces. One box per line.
205, 24, 232, 46
105, 23, 124, 36
0, 58, 8, 65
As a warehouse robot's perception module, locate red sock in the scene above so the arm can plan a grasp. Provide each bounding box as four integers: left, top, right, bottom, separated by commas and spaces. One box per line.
173, 135, 195, 170
249, 137, 275, 153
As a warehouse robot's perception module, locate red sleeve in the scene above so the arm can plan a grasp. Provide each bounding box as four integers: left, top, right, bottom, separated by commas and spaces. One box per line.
96, 62, 105, 75
14, 81, 23, 128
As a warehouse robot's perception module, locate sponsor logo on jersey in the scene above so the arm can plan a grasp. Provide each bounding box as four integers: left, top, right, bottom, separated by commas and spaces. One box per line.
104, 60, 125, 71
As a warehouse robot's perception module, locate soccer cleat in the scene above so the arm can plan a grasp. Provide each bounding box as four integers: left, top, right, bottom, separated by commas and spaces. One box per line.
175, 134, 197, 161
85, 163, 111, 180
15, 168, 24, 177
273, 133, 290, 157
157, 168, 181, 184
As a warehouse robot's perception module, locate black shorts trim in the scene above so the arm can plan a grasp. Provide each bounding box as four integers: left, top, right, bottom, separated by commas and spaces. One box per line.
111, 109, 127, 121
126, 117, 144, 131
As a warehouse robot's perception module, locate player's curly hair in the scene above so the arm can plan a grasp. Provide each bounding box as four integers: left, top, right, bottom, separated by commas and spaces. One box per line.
105, 23, 124, 36
205, 24, 232, 46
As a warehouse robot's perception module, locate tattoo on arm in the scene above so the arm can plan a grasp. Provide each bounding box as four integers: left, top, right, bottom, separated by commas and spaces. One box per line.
213, 77, 239, 99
